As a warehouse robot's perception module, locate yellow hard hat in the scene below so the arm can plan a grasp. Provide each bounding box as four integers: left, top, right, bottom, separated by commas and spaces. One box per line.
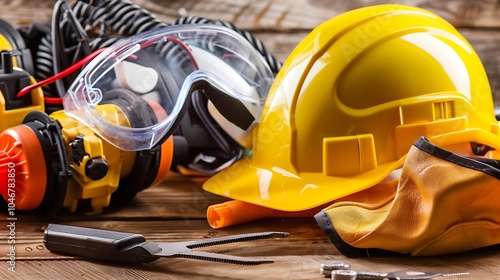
203, 4, 500, 211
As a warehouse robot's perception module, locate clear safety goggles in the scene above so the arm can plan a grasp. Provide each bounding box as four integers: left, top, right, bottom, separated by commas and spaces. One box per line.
63, 24, 274, 151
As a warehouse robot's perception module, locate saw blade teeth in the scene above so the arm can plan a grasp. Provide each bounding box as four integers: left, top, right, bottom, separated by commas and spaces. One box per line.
175, 253, 272, 265
442, 272, 470, 277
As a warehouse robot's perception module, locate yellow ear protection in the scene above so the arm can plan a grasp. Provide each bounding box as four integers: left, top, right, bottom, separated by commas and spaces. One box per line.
0, 97, 173, 216
1, 2, 277, 216
0, 19, 67, 218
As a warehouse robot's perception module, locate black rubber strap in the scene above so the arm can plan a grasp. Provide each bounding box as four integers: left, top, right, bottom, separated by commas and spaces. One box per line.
414, 136, 500, 179
314, 209, 404, 257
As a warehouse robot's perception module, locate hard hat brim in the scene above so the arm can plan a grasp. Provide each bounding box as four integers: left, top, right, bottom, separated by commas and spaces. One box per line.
203, 155, 406, 211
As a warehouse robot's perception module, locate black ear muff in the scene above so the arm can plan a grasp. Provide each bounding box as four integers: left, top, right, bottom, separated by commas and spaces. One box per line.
101, 88, 162, 209
192, 90, 235, 154
200, 82, 256, 131
0, 19, 35, 76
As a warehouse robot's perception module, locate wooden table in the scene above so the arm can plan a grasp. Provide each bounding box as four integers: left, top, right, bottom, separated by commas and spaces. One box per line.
1, 173, 500, 279
2, 0, 500, 279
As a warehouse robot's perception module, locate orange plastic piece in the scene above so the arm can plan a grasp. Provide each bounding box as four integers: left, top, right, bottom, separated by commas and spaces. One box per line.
152, 135, 174, 186
0, 125, 47, 210
207, 200, 323, 229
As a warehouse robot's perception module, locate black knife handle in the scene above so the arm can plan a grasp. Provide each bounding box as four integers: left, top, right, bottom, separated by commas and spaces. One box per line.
43, 224, 161, 263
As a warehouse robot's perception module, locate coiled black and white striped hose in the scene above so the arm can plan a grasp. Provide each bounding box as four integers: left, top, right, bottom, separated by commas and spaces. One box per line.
35, 0, 282, 97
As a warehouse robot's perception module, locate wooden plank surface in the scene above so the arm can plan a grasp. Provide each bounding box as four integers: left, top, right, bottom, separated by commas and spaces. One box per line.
2, 175, 500, 279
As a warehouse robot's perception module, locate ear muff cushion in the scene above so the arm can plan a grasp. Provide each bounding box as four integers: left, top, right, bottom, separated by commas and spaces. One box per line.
101, 88, 162, 208
22, 111, 70, 219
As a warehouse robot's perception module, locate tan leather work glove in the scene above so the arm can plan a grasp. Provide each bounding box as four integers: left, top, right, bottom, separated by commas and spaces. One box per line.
315, 136, 500, 256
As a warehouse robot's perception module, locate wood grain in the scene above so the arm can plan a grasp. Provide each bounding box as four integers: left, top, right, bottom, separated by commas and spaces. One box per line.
2, 174, 500, 279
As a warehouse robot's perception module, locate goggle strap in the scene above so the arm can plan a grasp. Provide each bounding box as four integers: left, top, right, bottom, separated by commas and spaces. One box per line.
193, 79, 255, 131
192, 90, 236, 155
